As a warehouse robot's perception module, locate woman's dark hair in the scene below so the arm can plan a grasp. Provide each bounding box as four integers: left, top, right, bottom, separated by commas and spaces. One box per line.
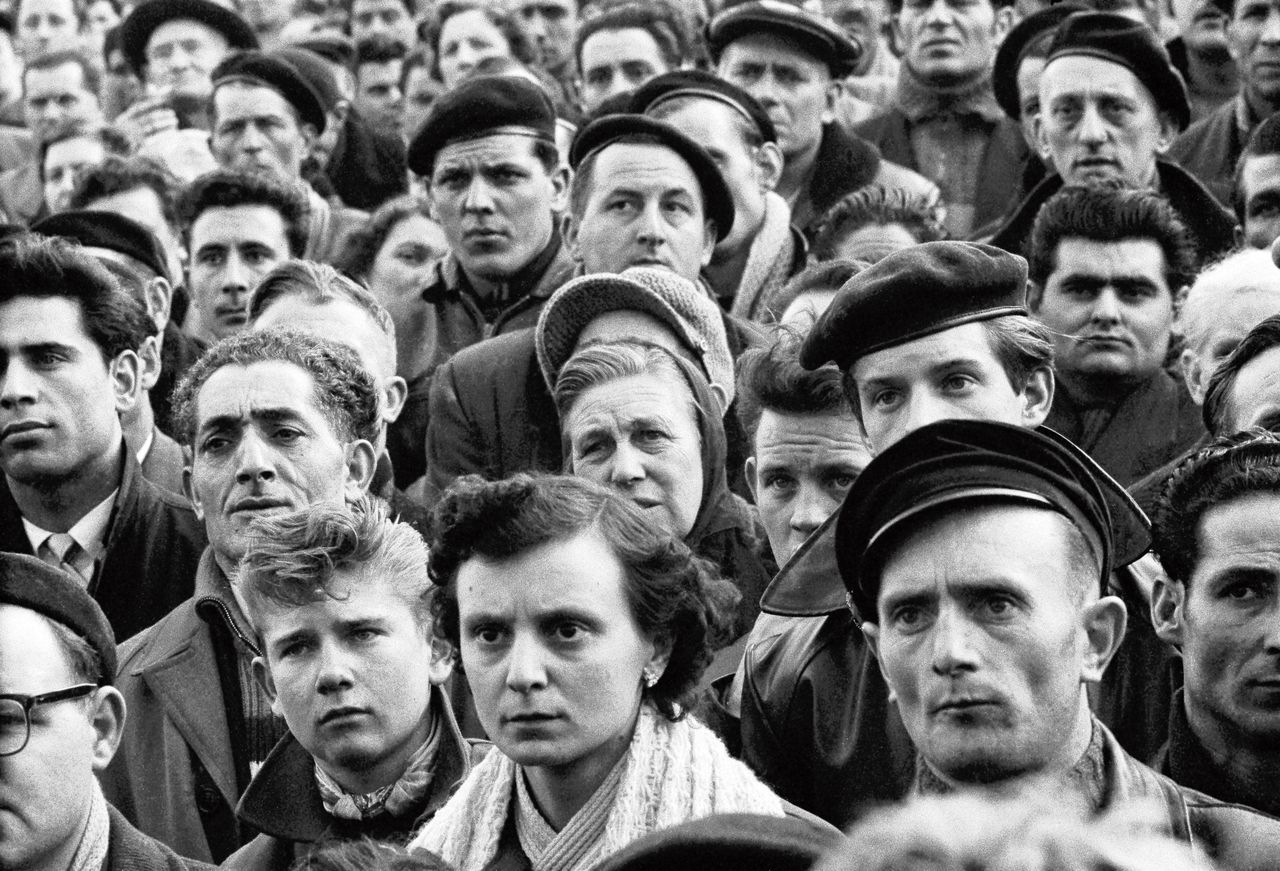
334, 194, 434, 280
428, 473, 739, 721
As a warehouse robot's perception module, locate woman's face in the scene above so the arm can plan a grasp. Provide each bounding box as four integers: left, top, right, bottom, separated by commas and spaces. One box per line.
366, 212, 447, 329
437, 9, 512, 89
456, 529, 667, 775
563, 372, 704, 539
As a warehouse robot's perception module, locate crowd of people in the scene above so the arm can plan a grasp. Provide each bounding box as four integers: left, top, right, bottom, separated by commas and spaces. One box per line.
3, 0, 1280, 869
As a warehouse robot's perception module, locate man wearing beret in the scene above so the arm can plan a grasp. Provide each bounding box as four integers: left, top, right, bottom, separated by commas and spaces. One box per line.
846, 420, 1280, 869
989, 12, 1235, 263
633, 70, 807, 322
0, 553, 211, 870
208, 50, 368, 265
1170, 0, 1280, 205
0, 233, 205, 641
709, 0, 939, 238
850, 0, 1027, 237
389, 75, 574, 486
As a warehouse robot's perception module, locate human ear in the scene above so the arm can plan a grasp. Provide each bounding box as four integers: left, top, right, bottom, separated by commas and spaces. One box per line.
182, 465, 203, 521
549, 165, 572, 214
145, 277, 173, 330
89, 687, 128, 772
1152, 574, 1186, 649
1080, 594, 1128, 683
110, 350, 142, 415
744, 456, 759, 502
382, 375, 408, 425
252, 656, 286, 719
1180, 347, 1207, 405
1019, 367, 1055, 428
343, 439, 379, 499
754, 143, 784, 192
137, 334, 163, 392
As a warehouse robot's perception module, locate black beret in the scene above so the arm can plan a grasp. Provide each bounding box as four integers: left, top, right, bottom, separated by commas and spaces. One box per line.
836, 420, 1150, 620
569, 114, 736, 242
1046, 11, 1191, 131
0, 553, 117, 684
707, 0, 862, 78
212, 50, 327, 134
630, 69, 777, 144
800, 241, 1028, 371
272, 47, 343, 111
120, 0, 258, 78
408, 75, 557, 177
291, 34, 355, 69
993, 2, 1089, 121
593, 814, 842, 871
33, 210, 169, 281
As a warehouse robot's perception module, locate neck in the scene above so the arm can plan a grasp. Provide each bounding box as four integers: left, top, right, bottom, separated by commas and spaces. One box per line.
7, 440, 123, 532
1185, 700, 1280, 811
1243, 83, 1280, 126
1057, 367, 1150, 407
1185, 50, 1238, 94
326, 705, 436, 795
522, 719, 634, 831
777, 139, 820, 209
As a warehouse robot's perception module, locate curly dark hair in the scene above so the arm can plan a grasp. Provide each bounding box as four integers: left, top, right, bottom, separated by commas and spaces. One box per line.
428, 473, 739, 721
176, 169, 310, 259
811, 186, 947, 262
171, 328, 381, 449
68, 154, 181, 232
335, 194, 434, 280
735, 327, 852, 444
1152, 428, 1280, 586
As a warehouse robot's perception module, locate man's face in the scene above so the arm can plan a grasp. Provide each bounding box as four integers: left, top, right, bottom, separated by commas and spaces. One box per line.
1223, 344, 1280, 431
657, 100, 771, 260
1034, 238, 1174, 384
1181, 288, 1280, 404
257, 569, 449, 793
85, 186, 184, 285
188, 205, 292, 340
1161, 494, 1280, 753
1229, 0, 1280, 107
515, 0, 576, 75
400, 65, 439, 139
580, 28, 671, 113
42, 135, 105, 215
351, 0, 418, 49
0, 296, 124, 486
23, 61, 102, 143
866, 506, 1105, 784
1239, 153, 1280, 250
824, 0, 887, 63
1016, 56, 1046, 153
850, 320, 1049, 452
718, 34, 835, 161
185, 360, 363, 566
569, 142, 715, 282
212, 82, 314, 180
894, 0, 1006, 86
1181, 0, 1231, 58
1038, 55, 1174, 189
355, 59, 403, 132
0, 606, 107, 871
427, 134, 566, 285
747, 409, 871, 564
15, 0, 78, 61
144, 19, 232, 100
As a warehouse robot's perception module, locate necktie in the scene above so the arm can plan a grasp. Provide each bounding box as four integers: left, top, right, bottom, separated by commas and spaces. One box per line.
42, 533, 93, 587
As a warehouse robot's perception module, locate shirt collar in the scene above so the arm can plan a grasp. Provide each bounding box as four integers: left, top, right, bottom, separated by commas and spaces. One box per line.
21, 487, 120, 563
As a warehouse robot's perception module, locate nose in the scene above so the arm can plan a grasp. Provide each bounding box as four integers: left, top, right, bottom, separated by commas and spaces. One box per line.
923, 0, 952, 26
315, 640, 355, 695
1263, 7, 1280, 42
233, 429, 277, 485
239, 122, 267, 153
1076, 102, 1108, 144
899, 389, 952, 436
607, 442, 647, 489
790, 482, 832, 539
505, 632, 549, 693
1089, 287, 1122, 324
930, 604, 980, 677
462, 175, 495, 213
455, 42, 480, 67
220, 255, 252, 296
524, 11, 549, 42
0, 358, 38, 409
636, 200, 668, 246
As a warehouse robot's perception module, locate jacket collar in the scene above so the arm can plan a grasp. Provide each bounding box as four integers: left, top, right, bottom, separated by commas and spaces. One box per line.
423, 222, 564, 309
894, 61, 1005, 125
234, 684, 475, 842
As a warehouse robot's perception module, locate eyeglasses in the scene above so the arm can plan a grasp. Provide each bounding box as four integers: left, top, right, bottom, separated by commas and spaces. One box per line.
0, 684, 98, 756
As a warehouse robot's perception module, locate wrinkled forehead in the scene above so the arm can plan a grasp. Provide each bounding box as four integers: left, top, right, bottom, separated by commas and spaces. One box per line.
193, 359, 330, 430
1039, 53, 1155, 106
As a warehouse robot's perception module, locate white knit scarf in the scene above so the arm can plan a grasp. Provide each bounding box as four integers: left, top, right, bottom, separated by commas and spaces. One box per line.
409, 704, 785, 871
729, 192, 797, 323
315, 712, 442, 821
68, 778, 111, 871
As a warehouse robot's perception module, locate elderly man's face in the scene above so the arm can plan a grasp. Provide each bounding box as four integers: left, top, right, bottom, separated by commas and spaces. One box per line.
580, 27, 671, 113
184, 360, 371, 570
1229, 0, 1280, 106
1222, 344, 1280, 431
1033, 238, 1175, 385
0, 605, 119, 871
1037, 55, 1176, 189
895, 0, 1007, 85
428, 134, 567, 286
1155, 494, 1280, 758
718, 33, 835, 162
144, 19, 232, 100
211, 81, 314, 180
864, 506, 1119, 785
1239, 153, 1280, 250
23, 60, 102, 143
568, 142, 716, 282
1181, 288, 1280, 404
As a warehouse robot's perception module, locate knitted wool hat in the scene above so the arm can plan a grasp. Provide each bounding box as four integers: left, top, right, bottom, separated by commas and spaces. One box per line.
536, 267, 736, 404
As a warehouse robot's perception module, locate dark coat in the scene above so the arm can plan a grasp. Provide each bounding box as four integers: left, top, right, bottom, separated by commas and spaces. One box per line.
154, 324, 208, 438
106, 804, 215, 871
1168, 96, 1247, 208
854, 106, 1027, 233
987, 159, 1237, 264
222, 689, 483, 871
325, 109, 408, 212
1044, 370, 1206, 488
0, 446, 206, 641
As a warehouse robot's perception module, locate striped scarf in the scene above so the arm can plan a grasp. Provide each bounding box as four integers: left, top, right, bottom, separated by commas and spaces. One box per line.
410, 704, 785, 871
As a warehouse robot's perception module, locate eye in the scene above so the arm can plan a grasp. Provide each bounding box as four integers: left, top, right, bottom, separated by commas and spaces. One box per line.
31, 350, 66, 367
471, 624, 507, 646
891, 605, 927, 631
828, 472, 856, 490
272, 427, 303, 443
763, 472, 797, 493
200, 434, 230, 453
1222, 581, 1270, 602
941, 373, 977, 392
869, 388, 901, 409
552, 622, 584, 643
978, 595, 1018, 619
350, 627, 380, 642
280, 639, 313, 658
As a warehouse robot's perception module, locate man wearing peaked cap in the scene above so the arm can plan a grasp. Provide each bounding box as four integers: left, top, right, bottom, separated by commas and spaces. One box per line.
0, 553, 211, 870
989, 11, 1235, 263
847, 420, 1280, 869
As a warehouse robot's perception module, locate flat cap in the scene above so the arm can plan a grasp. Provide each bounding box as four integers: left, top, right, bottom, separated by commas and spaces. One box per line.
630, 69, 777, 144
800, 241, 1028, 371
993, 2, 1089, 120
212, 50, 327, 133
33, 210, 169, 282
1046, 11, 1190, 131
121, 0, 258, 78
570, 114, 735, 242
0, 553, 117, 684
536, 267, 736, 405
837, 420, 1150, 620
408, 75, 557, 177
707, 0, 862, 78
593, 814, 841, 871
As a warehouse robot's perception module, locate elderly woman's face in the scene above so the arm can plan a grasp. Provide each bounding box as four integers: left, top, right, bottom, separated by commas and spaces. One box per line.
367, 213, 446, 323
437, 9, 513, 89
456, 529, 667, 773
563, 372, 704, 538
